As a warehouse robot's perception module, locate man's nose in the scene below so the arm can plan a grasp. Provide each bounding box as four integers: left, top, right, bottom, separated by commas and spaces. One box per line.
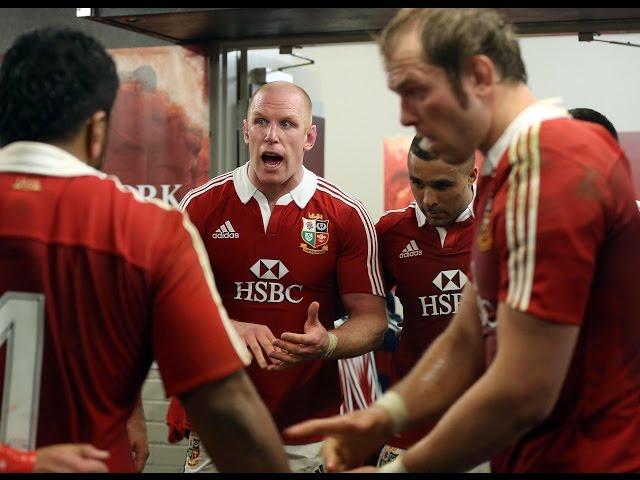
423, 188, 438, 209
400, 99, 418, 128
265, 123, 279, 143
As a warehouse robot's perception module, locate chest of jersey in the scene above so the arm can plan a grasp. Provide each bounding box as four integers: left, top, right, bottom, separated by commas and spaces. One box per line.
382, 221, 472, 324
202, 197, 339, 306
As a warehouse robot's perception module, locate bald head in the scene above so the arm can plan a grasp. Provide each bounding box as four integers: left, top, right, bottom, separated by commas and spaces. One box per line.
248, 81, 313, 127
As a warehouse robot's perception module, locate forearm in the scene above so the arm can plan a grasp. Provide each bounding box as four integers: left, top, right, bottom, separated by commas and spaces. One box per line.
126, 393, 149, 471
391, 284, 484, 428
401, 367, 540, 472
329, 308, 387, 359
127, 394, 145, 425
180, 370, 289, 472
397, 303, 578, 473
392, 325, 484, 429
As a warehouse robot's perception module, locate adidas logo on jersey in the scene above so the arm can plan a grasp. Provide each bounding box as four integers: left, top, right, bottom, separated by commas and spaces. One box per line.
212, 220, 239, 239
399, 240, 422, 258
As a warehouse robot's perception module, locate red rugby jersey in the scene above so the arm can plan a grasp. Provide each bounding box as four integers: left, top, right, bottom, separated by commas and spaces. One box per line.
0, 142, 248, 472
376, 200, 474, 448
472, 103, 640, 472
178, 164, 384, 444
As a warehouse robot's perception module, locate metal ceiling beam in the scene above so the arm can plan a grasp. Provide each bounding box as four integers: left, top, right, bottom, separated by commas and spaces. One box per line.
79, 8, 640, 47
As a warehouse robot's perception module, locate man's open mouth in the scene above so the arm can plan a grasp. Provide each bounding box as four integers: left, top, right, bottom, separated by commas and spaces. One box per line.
262, 153, 283, 167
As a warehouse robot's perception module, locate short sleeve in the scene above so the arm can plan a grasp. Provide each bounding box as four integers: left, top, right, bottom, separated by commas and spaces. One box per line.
375, 218, 396, 293
151, 210, 249, 397
179, 192, 206, 239
497, 124, 609, 325
336, 205, 385, 297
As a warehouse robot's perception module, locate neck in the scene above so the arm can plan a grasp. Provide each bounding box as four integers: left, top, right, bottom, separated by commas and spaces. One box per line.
50, 134, 90, 166
479, 82, 536, 154
248, 166, 304, 208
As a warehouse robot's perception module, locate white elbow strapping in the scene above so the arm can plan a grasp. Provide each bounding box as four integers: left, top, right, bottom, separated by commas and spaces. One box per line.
374, 390, 409, 435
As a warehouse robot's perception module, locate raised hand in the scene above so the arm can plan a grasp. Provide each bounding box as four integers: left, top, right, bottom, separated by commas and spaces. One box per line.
232, 320, 283, 369
268, 302, 330, 370
34, 444, 110, 473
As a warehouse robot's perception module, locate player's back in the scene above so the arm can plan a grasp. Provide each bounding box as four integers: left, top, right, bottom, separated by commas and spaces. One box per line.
0, 148, 178, 471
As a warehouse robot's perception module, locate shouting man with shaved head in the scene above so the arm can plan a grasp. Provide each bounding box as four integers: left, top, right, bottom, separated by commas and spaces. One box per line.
169, 81, 388, 473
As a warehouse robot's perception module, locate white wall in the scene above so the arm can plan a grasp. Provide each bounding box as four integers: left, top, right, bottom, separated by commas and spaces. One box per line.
142, 364, 188, 473
520, 33, 640, 132
278, 33, 640, 220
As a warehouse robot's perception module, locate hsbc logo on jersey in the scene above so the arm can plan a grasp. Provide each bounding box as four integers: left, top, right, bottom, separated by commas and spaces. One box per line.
234, 259, 303, 304
433, 270, 468, 291
250, 259, 289, 280
418, 270, 468, 317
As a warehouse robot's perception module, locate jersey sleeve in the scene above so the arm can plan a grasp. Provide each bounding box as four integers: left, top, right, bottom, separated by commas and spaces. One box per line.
150, 210, 250, 397
179, 191, 206, 239
375, 216, 397, 293
497, 123, 612, 325
336, 203, 385, 297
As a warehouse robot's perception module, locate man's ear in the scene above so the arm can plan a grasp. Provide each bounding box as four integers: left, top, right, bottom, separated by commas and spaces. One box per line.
303, 124, 317, 151
466, 54, 495, 98
242, 119, 249, 145
86, 110, 108, 167
469, 165, 479, 185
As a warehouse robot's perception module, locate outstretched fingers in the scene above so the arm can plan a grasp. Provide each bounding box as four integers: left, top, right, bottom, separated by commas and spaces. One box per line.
79, 444, 110, 460
284, 415, 354, 439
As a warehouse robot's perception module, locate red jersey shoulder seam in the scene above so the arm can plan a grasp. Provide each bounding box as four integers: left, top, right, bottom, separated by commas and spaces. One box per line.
178, 172, 234, 212
376, 203, 416, 236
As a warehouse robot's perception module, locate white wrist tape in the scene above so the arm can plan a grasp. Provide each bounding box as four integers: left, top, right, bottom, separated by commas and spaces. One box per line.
323, 332, 338, 358
373, 391, 409, 435
379, 456, 408, 473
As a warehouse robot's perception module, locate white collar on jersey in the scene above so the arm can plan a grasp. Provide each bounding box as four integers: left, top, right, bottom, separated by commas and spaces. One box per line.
415, 183, 477, 228
233, 162, 317, 208
0, 141, 105, 178
482, 97, 570, 177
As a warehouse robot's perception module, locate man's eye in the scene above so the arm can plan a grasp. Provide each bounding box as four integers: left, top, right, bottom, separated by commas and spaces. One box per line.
403, 87, 421, 99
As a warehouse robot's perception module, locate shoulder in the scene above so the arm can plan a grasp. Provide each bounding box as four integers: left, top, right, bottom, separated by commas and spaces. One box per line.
522, 118, 621, 171
178, 171, 235, 211
102, 174, 186, 227
504, 118, 623, 205
539, 117, 614, 146
376, 203, 417, 236
77, 175, 194, 270
314, 177, 369, 213
312, 178, 380, 243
